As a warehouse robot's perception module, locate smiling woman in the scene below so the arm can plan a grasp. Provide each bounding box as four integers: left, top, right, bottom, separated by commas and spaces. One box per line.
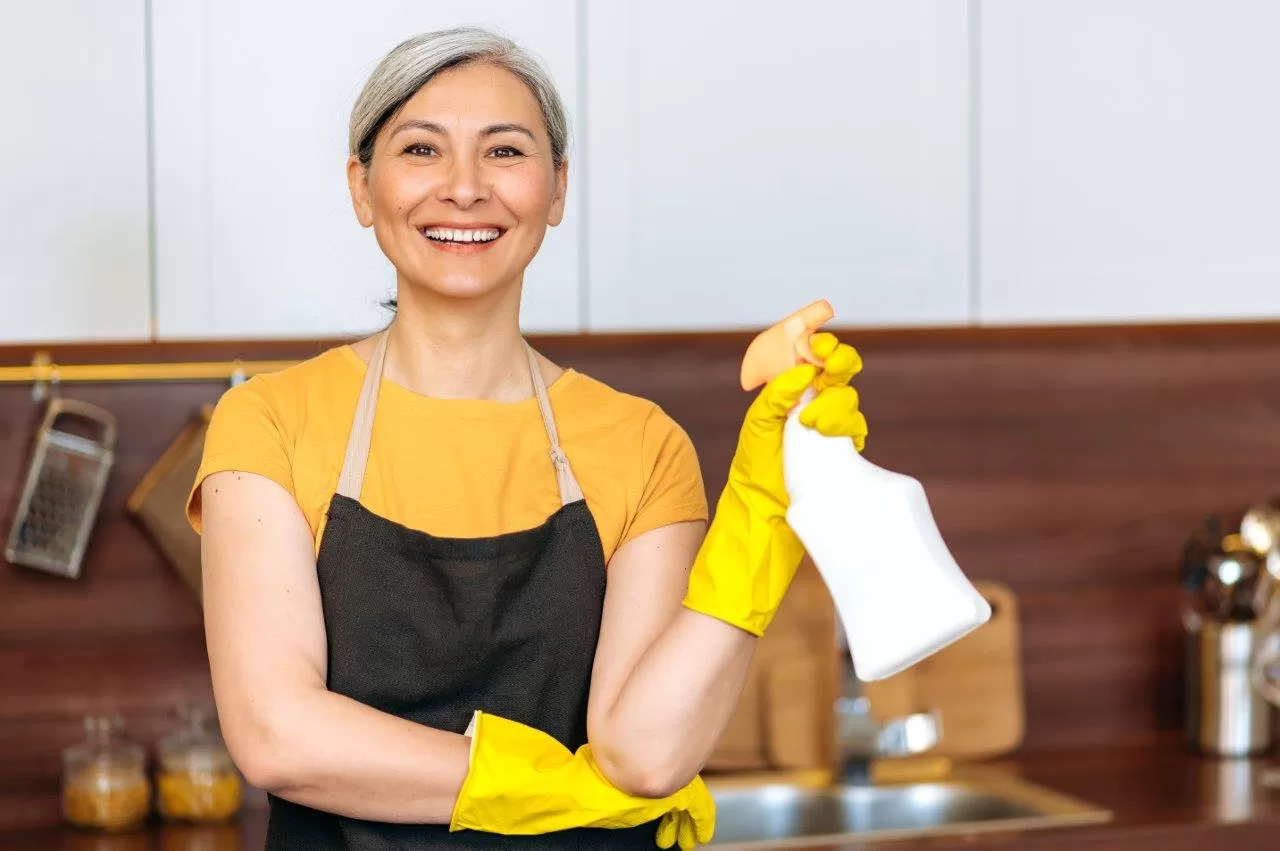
346, 36, 569, 310
185, 25, 868, 851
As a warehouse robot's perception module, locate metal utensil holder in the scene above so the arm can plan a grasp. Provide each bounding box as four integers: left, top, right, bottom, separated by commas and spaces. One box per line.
1184, 615, 1275, 757
4, 398, 116, 579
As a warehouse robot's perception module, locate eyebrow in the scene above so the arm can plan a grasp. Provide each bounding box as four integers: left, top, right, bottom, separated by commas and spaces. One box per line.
389, 119, 537, 142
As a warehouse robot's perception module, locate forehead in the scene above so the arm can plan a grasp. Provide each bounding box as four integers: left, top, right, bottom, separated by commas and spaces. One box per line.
396, 61, 545, 132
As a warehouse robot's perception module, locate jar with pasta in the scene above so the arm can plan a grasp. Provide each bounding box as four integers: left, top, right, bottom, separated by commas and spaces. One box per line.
61, 715, 152, 832
155, 706, 242, 823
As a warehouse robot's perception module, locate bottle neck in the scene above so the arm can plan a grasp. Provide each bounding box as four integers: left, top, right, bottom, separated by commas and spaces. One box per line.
782, 387, 860, 505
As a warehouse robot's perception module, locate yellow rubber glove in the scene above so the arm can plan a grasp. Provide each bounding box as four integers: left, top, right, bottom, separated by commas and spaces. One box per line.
450, 711, 715, 849
682, 332, 867, 636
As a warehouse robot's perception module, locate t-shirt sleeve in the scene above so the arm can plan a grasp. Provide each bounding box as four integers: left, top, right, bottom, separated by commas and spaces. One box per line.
185, 376, 296, 535
619, 405, 709, 546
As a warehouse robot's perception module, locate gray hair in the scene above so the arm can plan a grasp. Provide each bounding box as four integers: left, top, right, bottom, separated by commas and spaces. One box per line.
349, 27, 570, 170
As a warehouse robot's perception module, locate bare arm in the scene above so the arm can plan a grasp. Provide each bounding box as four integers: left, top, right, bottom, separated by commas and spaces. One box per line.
586, 520, 757, 798
200, 470, 470, 823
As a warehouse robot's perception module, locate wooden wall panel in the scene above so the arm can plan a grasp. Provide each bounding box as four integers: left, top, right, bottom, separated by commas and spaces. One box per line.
2, 322, 1280, 823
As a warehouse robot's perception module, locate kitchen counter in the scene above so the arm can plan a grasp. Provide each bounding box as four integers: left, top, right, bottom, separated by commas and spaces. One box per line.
1, 738, 1278, 850
842, 738, 1280, 851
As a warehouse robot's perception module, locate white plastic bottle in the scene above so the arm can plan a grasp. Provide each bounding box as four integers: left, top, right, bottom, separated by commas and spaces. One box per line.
782, 388, 992, 682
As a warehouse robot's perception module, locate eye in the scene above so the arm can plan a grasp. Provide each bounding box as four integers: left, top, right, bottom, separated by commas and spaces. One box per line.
490, 146, 525, 159
404, 143, 437, 157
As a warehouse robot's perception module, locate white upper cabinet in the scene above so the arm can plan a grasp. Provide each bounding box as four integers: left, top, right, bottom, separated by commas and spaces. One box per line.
0, 1, 151, 343
978, 1, 1280, 324
151, 1, 582, 339
583, 1, 972, 332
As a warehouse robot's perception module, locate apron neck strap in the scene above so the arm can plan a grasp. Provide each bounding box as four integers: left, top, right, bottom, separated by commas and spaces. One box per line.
336, 331, 584, 507
524, 341, 584, 506
336, 330, 388, 501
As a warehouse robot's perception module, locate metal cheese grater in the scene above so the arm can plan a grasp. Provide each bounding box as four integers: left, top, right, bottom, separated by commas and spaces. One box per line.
4, 398, 117, 579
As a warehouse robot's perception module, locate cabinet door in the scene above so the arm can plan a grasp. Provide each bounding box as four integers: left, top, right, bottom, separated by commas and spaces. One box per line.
152, 2, 582, 339
584, 1, 971, 332
979, 1, 1280, 324
0, 1, 151, 343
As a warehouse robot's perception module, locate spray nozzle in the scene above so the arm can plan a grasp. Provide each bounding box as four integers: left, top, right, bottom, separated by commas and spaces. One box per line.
739, 299, 836, 390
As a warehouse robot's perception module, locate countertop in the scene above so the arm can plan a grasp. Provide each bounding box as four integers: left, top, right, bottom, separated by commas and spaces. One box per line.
2, 738, 1279, 850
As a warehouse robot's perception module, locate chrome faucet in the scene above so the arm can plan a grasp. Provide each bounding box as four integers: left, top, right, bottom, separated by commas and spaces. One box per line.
833, 639, 941, 784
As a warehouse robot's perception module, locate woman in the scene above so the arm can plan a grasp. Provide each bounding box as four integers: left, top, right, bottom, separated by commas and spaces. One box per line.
187, 26, 867, 850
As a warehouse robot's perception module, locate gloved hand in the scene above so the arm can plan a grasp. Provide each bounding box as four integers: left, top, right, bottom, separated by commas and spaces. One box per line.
682, 332, 867, 636
450, 711, 715, 849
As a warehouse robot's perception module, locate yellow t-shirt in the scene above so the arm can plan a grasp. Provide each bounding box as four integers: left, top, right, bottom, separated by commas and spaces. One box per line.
186, 344, 709, 563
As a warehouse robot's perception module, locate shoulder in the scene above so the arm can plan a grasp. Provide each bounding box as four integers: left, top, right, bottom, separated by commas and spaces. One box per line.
202, 344, 361, 478
190, 345, 359, 534
557, 369, 705, 506
210, 345, 358, 428
556, 370, 695, 450
558, 371, 707, 548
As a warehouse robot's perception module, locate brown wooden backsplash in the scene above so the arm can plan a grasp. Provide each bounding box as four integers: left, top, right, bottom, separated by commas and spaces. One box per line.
2, 323, 1280, 800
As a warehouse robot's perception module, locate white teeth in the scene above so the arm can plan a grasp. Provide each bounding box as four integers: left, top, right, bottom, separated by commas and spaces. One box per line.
423, 227, 501, 243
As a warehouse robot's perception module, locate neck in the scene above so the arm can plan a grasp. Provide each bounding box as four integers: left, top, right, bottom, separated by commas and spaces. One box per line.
383, 280, 531, 402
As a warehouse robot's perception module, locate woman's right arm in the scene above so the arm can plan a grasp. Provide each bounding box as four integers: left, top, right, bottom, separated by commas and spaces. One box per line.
200, 469, 470, 824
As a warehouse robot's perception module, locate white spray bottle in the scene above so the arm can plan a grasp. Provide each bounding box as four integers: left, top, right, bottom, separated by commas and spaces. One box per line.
740, 299, 991, 682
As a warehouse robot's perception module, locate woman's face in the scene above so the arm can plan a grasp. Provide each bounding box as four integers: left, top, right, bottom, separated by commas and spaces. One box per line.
348, 61, 567, 303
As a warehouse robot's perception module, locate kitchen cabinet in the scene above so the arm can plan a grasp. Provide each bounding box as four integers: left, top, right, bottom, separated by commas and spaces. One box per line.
582, 0, 972, 332
0, 1, 152, 343
150, 1, 583, 339
978, 0, 1280, 324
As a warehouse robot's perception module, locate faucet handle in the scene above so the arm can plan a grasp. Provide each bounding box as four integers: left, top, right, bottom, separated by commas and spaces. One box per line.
833, 695, 876, 752
875, 710, 942, 757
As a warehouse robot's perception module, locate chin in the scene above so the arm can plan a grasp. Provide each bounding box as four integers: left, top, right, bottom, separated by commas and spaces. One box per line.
408, 272, 511, 303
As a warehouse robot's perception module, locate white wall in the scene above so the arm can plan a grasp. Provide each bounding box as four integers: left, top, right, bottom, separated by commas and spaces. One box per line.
978, 0, 1280, 324
0, 0, 152, 343
4, 1, 1280, 343
583, 1, 971, 332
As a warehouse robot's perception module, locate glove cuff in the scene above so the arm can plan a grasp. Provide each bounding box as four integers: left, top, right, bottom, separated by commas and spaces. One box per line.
681, 490, 805, 636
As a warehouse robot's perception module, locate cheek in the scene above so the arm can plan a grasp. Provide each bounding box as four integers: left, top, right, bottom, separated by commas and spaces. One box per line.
497, 169, 555, 220
373, 168, 435, 219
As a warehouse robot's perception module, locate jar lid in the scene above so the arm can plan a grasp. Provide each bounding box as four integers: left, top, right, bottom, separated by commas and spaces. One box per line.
62, 715, 146, 765
158, 704, 235, 772
160, 742, 234, 773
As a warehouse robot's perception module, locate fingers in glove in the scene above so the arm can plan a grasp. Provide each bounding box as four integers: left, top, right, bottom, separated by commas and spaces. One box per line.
678, 812, 699, 850
809, 332, 863, 391
798, 385, 868, 449
693, 808, 715, 844
655, 812, 677, 849
750, 362, 818, 420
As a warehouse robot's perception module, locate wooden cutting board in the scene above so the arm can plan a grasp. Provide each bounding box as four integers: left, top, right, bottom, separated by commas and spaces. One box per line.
861, 580, 1025, 760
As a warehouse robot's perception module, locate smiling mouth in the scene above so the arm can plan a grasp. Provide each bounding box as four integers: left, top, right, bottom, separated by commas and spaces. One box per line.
420, 226, 504, 245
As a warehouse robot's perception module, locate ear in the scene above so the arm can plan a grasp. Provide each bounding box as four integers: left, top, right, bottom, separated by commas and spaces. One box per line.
347, 154, 374, 227
546, 159, 569, 228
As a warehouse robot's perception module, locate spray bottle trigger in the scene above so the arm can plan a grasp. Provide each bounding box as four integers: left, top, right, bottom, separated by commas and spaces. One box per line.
792, 326, 825, 368
739, 299, 836, 391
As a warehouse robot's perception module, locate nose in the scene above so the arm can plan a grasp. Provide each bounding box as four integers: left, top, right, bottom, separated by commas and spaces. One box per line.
438, 155, 489, 208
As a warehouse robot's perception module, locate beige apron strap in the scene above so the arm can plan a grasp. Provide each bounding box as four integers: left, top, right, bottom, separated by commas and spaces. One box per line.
524, 343, 584, 506
337, 333, 577, 506
337, 331, 389, 500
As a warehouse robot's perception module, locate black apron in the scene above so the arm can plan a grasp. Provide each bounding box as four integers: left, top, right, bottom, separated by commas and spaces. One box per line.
264, 331, 661, 849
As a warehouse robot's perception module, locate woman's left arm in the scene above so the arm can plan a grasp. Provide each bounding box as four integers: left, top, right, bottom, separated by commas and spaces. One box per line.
586, 519, 756, 799
587, 332, 866, 799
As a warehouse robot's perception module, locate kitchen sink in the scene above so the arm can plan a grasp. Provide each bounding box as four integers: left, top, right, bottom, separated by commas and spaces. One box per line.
706, 772, 1112, 848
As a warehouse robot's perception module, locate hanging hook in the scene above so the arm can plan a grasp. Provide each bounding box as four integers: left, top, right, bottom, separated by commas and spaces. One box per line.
30, 351, 52, 402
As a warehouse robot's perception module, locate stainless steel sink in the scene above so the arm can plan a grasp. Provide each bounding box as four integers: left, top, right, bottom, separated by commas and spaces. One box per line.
707, 773, 1112, 848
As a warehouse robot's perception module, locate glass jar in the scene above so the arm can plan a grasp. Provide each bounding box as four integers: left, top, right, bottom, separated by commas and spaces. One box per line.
61, 715, 152, 832
155, 707, 242, 823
